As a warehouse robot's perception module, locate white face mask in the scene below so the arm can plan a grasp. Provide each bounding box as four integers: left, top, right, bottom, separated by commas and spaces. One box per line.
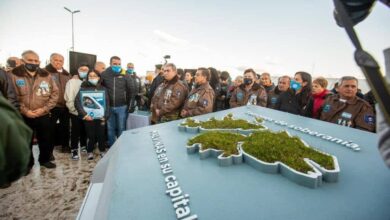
78, 71, 88, 79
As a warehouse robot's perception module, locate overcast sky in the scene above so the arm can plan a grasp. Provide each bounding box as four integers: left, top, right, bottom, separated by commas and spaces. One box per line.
0, 0, 389, 78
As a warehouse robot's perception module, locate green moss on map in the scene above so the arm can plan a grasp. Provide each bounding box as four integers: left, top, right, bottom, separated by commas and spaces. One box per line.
187, 132, 246, 157
188, 130, 335, 173
181, 114, 264, 130
242, 131, 334, 173
255, 117, 263, 123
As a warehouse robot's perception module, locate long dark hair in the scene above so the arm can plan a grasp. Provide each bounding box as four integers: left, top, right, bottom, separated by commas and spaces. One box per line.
86, 70, 101, 84
295, 71, 312, 112
295, 71, 312, 91
208, 67, 220, 90
177, 68, 185, 81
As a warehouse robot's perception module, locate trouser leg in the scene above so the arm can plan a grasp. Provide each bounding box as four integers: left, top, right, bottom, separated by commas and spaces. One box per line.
49, 108, 60, 153
35, 115, 53, 164
58, 108, 70, 148
80, 118, 87, 147
96, 120, 106, 152
84, 120, 96, 153
116, 105, 128, 138
70, 114, 81, 150
23, 117, 35, 167
107, 107, 117, 147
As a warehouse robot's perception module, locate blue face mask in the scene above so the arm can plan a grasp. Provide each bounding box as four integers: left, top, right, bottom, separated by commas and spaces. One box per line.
111, 65, 122, 73
244, 78, 253, 85
88, 79, 99, 85
290, 80, 302, 91
79, 71, 88, 79
126, 68, 134, 74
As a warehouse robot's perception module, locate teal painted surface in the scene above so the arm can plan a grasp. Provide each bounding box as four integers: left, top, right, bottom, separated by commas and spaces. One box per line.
94, 105, 390, 220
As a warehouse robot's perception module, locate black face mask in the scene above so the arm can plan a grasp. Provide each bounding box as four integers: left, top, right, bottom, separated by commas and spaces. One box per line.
244, 78, 253, 85
24, 63, 39, 72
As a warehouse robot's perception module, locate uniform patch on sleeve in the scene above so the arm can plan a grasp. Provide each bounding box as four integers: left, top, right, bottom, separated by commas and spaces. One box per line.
52, 75, 58, 82
16, 79, 25, 87
323, 104, 331, 113
237, 92, 244, 101
271, 97, 278, 104
202, 99, 208, 106
176, 90, 181, 97
364, 114, 375, 124
189, 93, 200, 102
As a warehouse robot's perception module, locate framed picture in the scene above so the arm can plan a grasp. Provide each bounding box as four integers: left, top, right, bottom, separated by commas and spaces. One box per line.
80, 91, 106, 119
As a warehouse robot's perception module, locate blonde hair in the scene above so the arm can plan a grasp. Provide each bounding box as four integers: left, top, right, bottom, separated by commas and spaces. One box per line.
313, 77, 328, 88
235, 75, 243, 83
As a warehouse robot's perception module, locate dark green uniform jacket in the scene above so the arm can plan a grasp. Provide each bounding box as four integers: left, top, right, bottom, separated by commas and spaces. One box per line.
0, 96, 32, 185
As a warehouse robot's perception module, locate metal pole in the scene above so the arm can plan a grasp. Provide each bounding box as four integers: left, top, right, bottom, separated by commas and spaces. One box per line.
71, 12, 74, 51
64, 7, 80, 51
384, 48, 390, 81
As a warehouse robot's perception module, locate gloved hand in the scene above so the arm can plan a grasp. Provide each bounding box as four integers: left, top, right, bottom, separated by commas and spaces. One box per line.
128, 106, 135, 113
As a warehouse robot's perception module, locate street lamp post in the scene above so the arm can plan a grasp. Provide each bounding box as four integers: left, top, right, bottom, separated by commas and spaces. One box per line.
64, 7, 80, 51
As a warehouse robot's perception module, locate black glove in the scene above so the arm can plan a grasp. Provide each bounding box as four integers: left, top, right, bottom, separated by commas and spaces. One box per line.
128, 106, 135, 113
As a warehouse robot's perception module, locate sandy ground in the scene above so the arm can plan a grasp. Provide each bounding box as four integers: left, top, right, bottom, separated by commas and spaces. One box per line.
0, 146, 99, 220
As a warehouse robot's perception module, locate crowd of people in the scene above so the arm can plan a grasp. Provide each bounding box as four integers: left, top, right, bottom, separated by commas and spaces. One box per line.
0, 50, 377, 187
146, 62, 376, 133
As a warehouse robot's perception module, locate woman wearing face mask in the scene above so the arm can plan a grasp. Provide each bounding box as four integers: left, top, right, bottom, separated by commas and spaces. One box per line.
64, 63, 89, 160
293, 71, 312, 112
275, 71, 312, 115
75, 70, 109, 160
229, 68, 267, 108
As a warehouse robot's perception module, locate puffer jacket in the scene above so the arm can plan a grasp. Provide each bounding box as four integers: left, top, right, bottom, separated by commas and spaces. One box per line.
64, 76, 83, 116
101, 67, 136, 109
274, 89, 301, 115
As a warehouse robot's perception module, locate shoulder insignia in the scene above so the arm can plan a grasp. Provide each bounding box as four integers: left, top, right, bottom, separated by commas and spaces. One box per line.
16, 79, 25, 87
271, 97, 278, 104
323, 104, 331, 113
364, 114, 375, 124
202, 99, 208, 106
237, 92, 244, 101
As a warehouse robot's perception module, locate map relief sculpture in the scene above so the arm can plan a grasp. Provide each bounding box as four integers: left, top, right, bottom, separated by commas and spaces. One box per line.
179, 114, 340, 188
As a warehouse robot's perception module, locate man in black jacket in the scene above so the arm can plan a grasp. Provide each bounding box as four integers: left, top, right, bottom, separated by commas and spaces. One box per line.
148, 64, 164, 107
0, 69, 19, 108
44, 53, 71, 153
267, 75, 290, 109
274, 89, 301, 115
101, 56, 136, 147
